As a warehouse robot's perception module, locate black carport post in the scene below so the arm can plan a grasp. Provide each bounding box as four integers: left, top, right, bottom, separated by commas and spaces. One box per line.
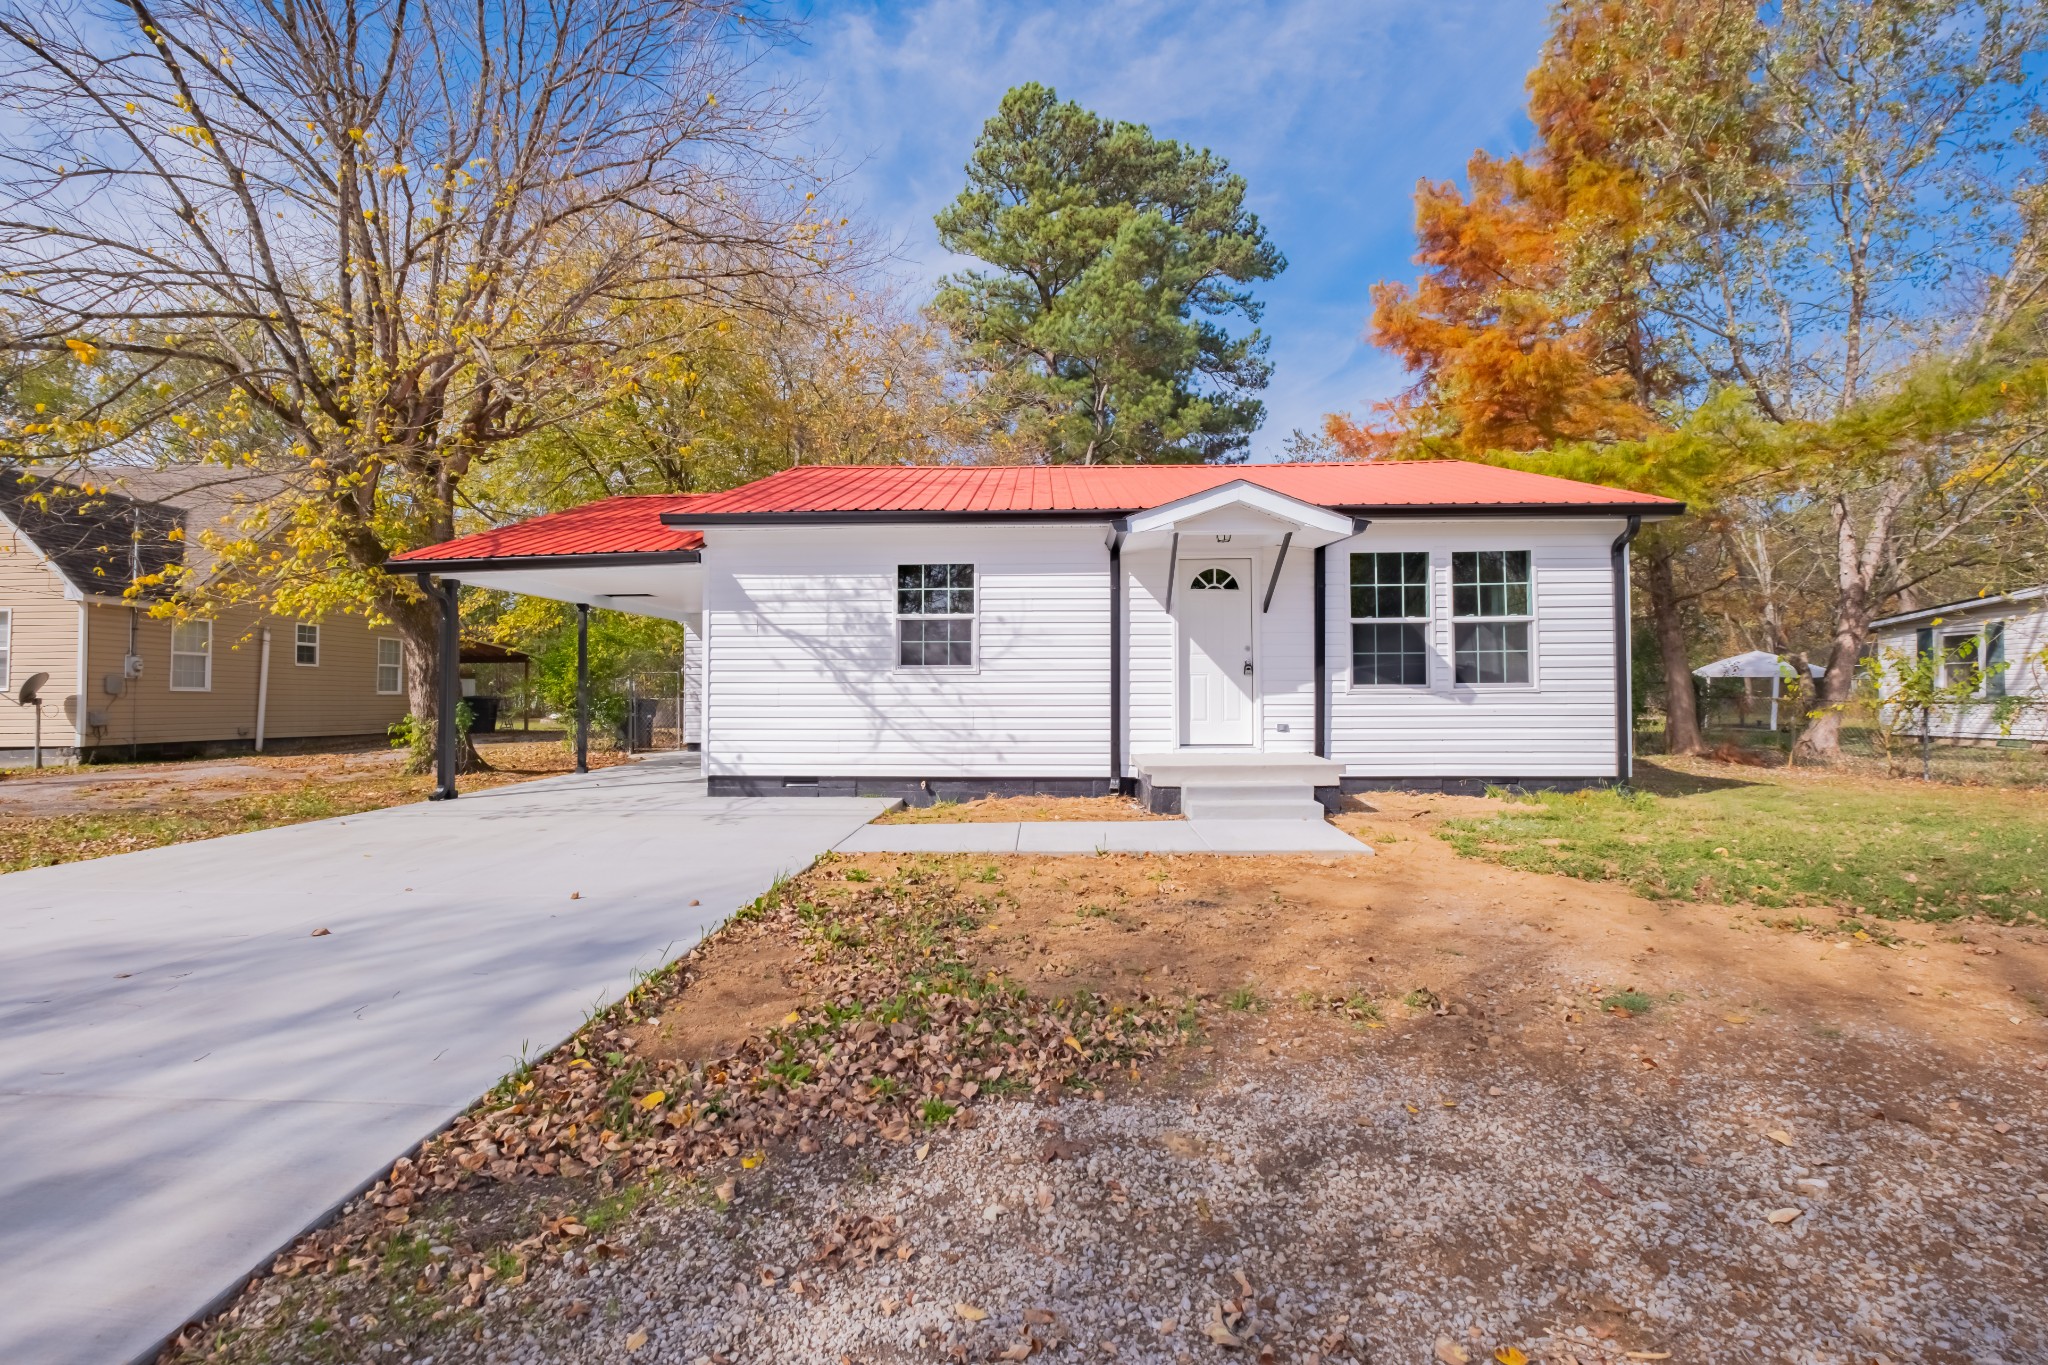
575, 602, 591, 774
417, 573, 461, 802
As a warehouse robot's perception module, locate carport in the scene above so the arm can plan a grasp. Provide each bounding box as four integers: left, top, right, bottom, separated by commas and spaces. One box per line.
387, 495, 708, 793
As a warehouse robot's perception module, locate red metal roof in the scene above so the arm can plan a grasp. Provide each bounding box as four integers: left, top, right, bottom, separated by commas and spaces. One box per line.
392, 462, 1678, 567
388, 494, 705, 566
662, 461, 1679, 518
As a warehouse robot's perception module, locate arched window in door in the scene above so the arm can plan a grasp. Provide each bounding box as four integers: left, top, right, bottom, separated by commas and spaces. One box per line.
1189, 567, 1240, 591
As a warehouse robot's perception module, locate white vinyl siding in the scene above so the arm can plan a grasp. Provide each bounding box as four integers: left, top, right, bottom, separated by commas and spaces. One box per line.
294, 622, 320, 667
0, 607, 10, 690
376, 637, 403, 695
1324, 520, 1625, 779
704, 525, 1110, 778
169, 620, 212, 691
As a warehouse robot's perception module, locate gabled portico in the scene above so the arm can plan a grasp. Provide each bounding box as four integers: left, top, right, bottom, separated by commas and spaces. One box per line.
1115, 480, 1360, 759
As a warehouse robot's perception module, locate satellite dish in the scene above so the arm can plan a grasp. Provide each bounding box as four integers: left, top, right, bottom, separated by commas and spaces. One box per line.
17, 671, 49, 706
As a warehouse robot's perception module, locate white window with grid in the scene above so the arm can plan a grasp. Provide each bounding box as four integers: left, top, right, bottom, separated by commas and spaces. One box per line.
896, 563, 975, 669
1349, 552, 1431, 687
294, 622, 320, 667
0, 608, 10, 690
170, 619, 212, 691
1451, 550, 1533, 685
376, 637, 403, 695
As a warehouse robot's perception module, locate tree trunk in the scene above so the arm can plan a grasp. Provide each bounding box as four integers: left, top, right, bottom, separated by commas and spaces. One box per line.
1792, 482, 1908, 761
1643, 546, 1705, 756
388, 587, 489, 776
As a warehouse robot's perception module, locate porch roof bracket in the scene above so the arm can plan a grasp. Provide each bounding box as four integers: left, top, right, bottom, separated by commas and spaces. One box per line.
1164, 531, 1181, 612
1261, 531, 1293, 613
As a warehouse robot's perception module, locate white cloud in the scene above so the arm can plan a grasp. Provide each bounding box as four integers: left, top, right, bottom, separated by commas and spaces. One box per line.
773, 0, 1546, 456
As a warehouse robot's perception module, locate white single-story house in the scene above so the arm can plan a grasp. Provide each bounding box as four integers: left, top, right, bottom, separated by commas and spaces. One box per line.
391, 462, 1682, 807
1870, 587, 2047, 744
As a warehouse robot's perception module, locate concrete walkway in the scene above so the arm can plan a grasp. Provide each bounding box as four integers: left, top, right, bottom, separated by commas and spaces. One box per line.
0, 757, 890, 1365
836, 818, 1372, 855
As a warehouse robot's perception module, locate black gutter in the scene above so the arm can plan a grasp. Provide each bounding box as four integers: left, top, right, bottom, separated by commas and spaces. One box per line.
1313, 545, 1328, 758
389, 549, 702, 574
1611, 514, 1643, 784
661, 502, 1683, 528
1108, 532, 1125, 793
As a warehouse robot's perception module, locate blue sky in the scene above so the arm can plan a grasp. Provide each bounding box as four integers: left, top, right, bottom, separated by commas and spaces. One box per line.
770, 0, 1550, 459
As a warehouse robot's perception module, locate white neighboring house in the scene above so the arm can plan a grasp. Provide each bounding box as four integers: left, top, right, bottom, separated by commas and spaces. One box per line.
391, 462, 1682, 806
1869, 587, 2048, 745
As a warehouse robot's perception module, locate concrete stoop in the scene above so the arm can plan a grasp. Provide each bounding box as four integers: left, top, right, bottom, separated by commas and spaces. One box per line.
1132, 752, 1347, 821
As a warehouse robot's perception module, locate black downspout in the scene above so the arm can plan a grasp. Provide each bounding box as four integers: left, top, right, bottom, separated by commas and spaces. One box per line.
1611, 514, 1643, 784
1109, 533, 1124, 795
575, 602, 591, 775
1312, 545, 1328, 758
422, 574, 460, 802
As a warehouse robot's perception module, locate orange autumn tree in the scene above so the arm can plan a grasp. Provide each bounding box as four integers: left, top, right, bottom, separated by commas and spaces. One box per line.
1340, 153, 1659, 457
1330, 0, 1772, 755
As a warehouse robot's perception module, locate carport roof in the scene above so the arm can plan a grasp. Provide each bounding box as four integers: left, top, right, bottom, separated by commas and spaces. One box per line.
389, 494, 705, 571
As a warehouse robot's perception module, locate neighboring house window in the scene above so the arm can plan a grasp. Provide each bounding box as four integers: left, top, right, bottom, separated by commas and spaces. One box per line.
376, 638, 403, 695
1350, 552, 1430, 686
1935, 622, 2007, 696
170, 620, 212, 691
1451, 550, 1532, 685
0, 607, 10, 690
294, 622, 319, 667
897, 563, 974, 667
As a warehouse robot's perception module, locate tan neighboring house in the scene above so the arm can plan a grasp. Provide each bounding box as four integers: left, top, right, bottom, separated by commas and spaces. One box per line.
0, 467, 409, 764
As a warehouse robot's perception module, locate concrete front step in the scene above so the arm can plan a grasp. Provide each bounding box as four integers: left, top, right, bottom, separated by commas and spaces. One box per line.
1180, 796, 1331, 822
1133, 752, 1346, 785
1133, 751, 1345, 822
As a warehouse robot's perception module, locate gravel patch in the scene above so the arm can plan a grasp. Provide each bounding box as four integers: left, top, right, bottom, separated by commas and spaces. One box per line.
221, 1014, 2047, 1365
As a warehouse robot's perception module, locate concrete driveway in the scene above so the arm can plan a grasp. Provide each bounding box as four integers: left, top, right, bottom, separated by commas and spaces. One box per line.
0, 756, 890, 1365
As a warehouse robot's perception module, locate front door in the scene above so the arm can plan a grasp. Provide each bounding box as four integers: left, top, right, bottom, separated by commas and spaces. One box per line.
1178, 558, 1255, 746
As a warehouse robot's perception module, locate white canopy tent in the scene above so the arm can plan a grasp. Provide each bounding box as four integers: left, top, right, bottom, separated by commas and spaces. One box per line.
1693, 651, 1825, 730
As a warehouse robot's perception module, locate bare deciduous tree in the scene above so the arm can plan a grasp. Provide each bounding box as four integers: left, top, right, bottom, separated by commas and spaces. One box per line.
0, 0, 837, 762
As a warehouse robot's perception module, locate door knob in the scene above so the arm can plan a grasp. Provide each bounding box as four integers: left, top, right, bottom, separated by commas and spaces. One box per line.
1242, 661, 1254, 676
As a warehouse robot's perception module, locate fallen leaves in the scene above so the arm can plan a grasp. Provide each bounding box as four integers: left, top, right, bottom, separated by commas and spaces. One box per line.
309, 927, 330, 937
954, 1302, 988, 1322
1434, 1337, 1471, 1364
1767, 1129, 1794, 1147
313, 869, 1176, 1221
810, 1213, 900, 1271
1494, 1349, 1529, 1365
1765, 1206, 1804, 1225
623, 1327, 647, 1352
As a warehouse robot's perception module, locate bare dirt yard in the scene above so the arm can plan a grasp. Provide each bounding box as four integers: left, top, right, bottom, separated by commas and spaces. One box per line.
161, 775, 2048, 1365
0, 734, 630, 871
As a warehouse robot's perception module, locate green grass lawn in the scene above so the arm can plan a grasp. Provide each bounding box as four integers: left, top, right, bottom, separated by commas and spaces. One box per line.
1438, 758, 2048, 924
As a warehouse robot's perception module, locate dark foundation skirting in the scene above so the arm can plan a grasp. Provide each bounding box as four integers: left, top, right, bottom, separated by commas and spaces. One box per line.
708, 775, 1118, 804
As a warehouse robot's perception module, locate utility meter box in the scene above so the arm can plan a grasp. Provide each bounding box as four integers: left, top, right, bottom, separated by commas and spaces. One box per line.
103, 674, 126, 697
123, 654, 144, 679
